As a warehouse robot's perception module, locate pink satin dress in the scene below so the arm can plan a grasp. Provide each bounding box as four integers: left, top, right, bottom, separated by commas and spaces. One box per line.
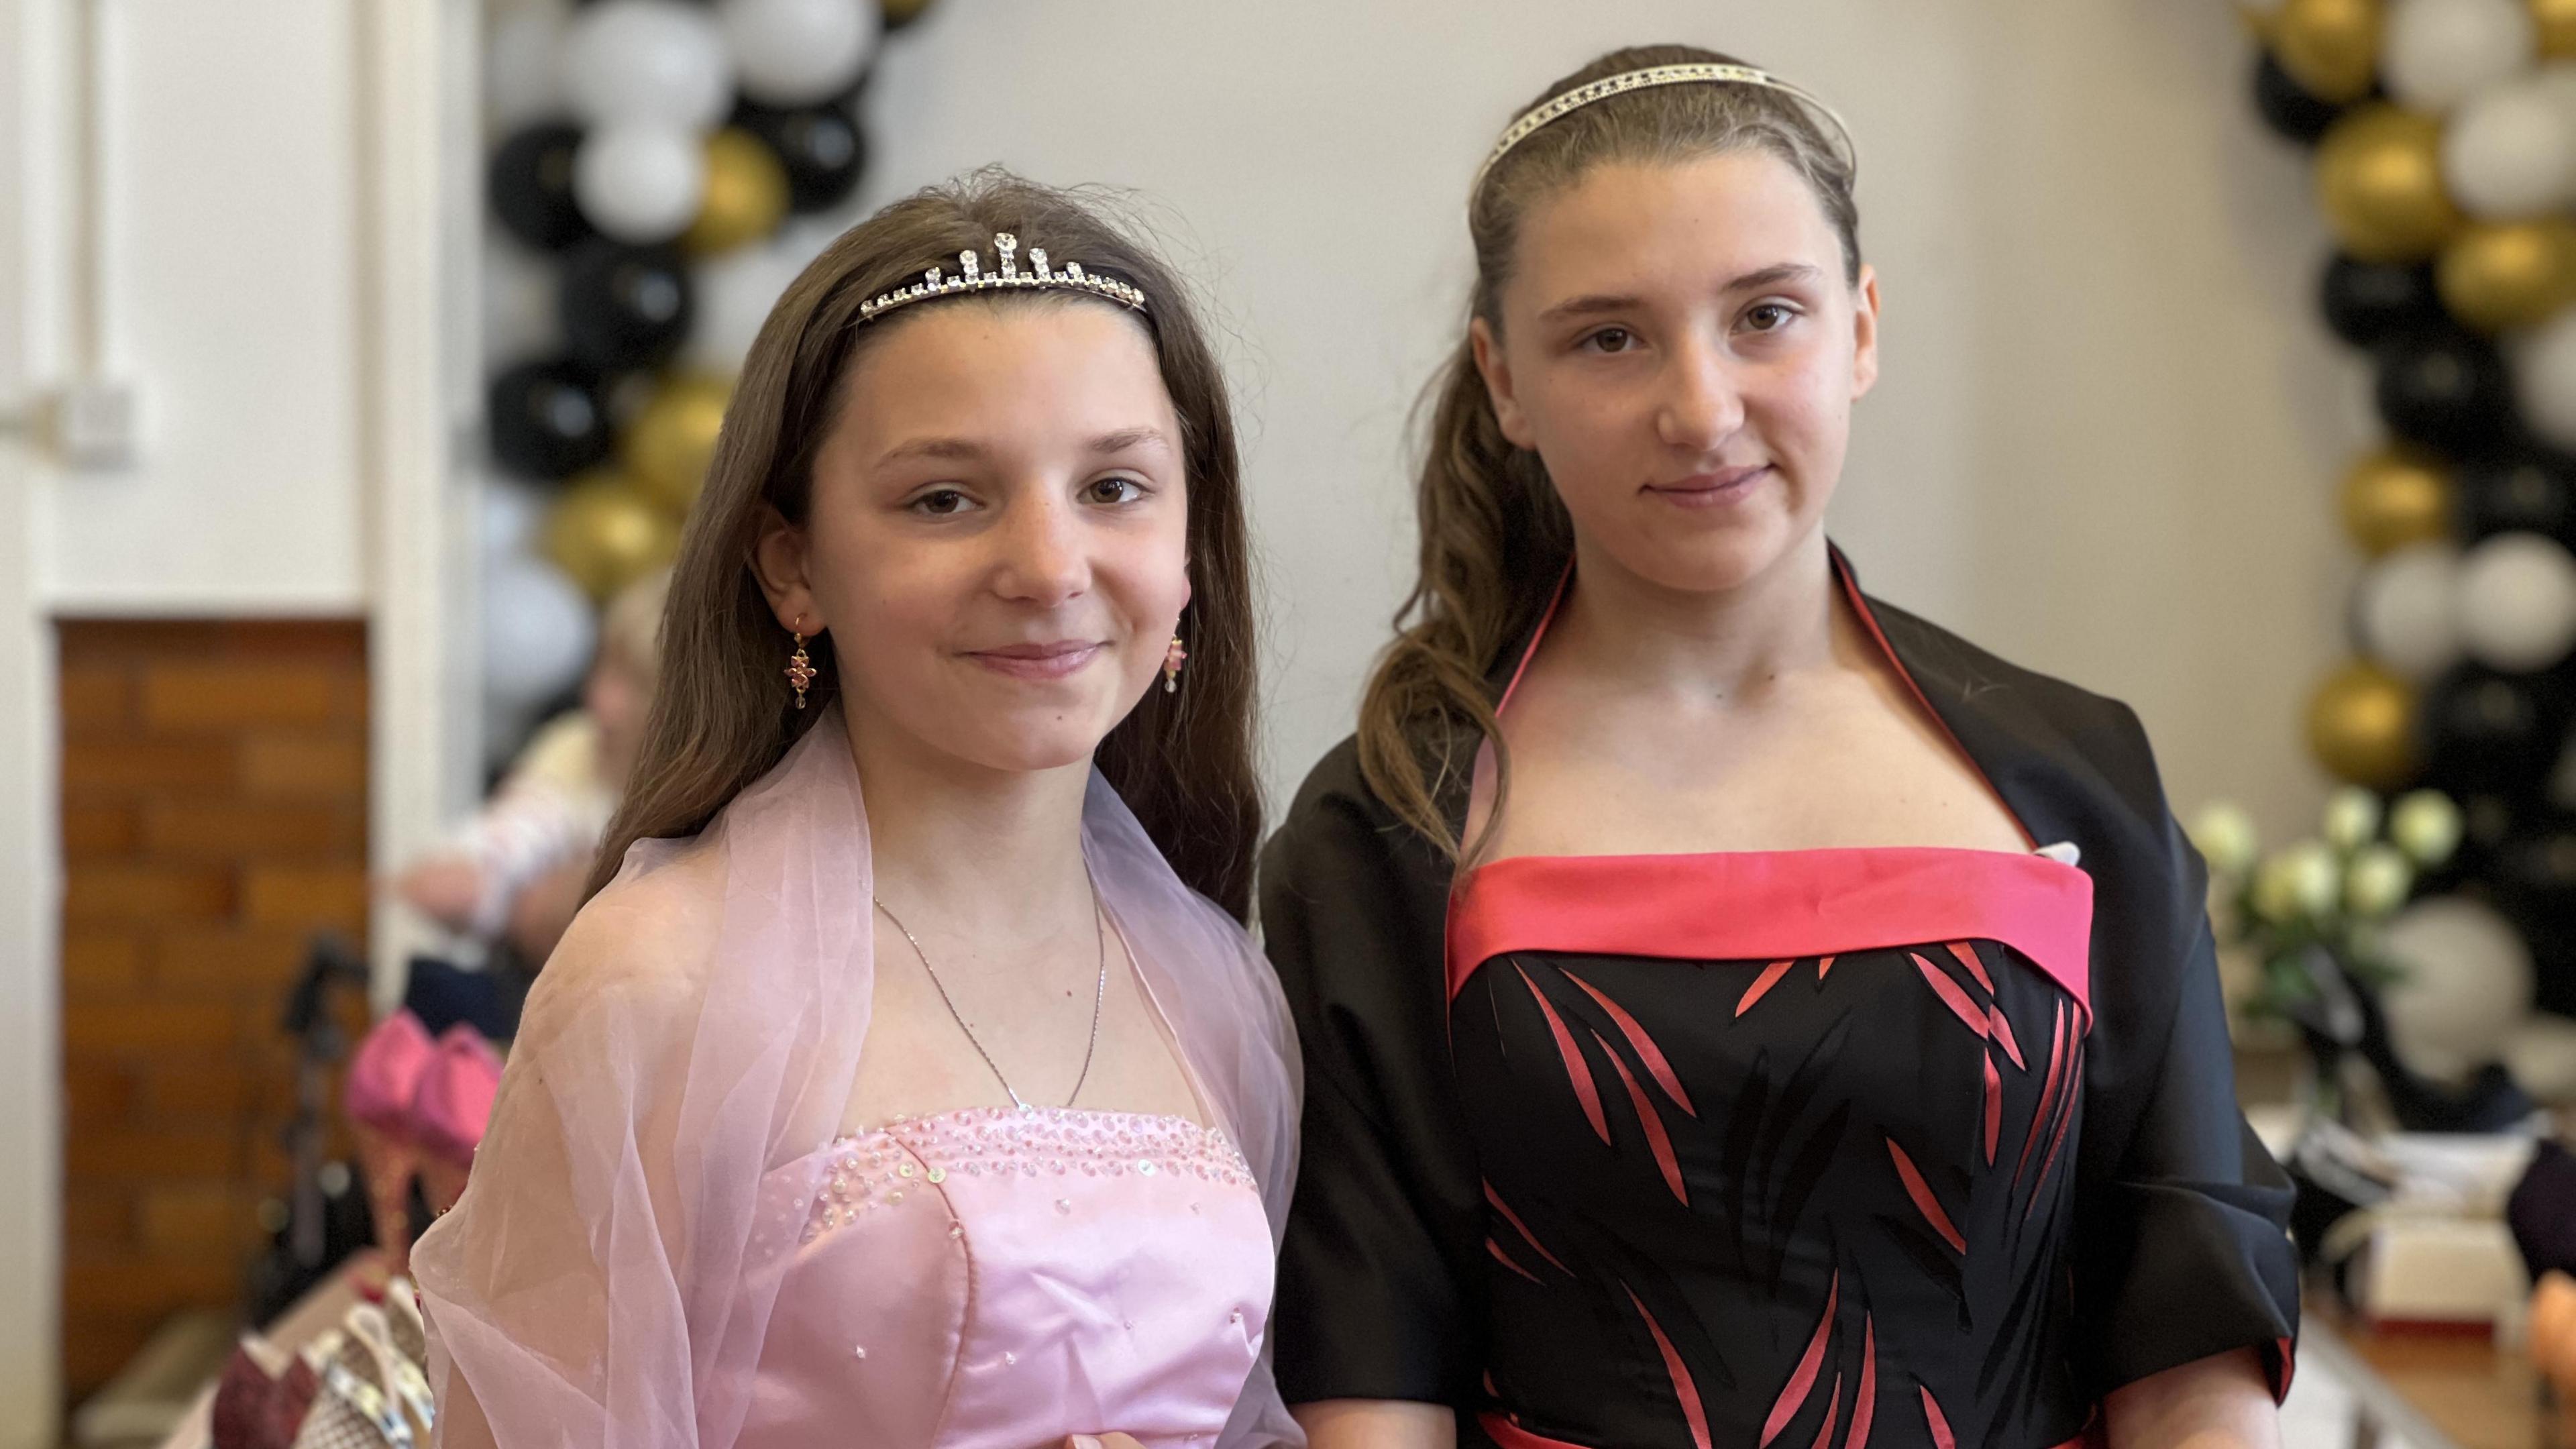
740, 1106, 1275, 1449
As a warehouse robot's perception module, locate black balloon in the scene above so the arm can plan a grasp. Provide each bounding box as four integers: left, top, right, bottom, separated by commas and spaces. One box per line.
2488, 814, 2576, 1017
489, 122, 594, 253
488, 357, 612, 480
2424, 665, 2571, 795
737, 103, 869, 213
2254, 50, 2345, 146
2459, 451, 2576, 544
2322, 256, 2447, 350
2376, 327, 2516, 460
559, 242, 694, 373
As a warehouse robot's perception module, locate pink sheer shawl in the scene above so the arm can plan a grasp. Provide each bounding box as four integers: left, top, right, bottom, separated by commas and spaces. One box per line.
409, 712, 1304, 1448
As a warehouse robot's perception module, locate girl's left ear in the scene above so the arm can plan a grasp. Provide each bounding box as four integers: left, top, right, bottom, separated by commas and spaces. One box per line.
749, 503, 820, 633
1850, 264, 1882, 400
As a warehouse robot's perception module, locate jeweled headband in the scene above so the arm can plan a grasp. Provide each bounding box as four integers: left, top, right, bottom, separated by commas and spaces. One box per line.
857, 231, 1147, 324
1472, 62, 1859, 196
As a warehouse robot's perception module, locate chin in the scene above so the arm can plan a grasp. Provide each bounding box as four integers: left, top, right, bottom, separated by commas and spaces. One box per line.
1616, 521, 1802, 596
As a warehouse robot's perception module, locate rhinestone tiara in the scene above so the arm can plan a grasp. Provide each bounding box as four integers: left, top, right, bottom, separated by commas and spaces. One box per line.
857, 231, 1148, 324
1472, 62, 1858, 196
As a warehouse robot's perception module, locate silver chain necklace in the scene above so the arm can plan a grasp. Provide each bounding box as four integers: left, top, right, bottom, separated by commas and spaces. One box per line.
872, 871, 1108, 1112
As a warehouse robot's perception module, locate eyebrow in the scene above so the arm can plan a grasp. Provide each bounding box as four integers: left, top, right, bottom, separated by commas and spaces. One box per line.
873, 427, 1172, 470
1536, 262, 1825, 325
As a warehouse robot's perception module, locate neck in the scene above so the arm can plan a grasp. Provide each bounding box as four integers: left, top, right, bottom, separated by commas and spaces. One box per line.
1549, 527, 1847, 704
837, 705, 1095, 933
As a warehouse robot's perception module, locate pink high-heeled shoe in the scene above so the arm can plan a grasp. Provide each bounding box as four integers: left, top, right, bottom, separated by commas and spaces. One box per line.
411, 1024, 501, 1214
343, 1011, 435, 1273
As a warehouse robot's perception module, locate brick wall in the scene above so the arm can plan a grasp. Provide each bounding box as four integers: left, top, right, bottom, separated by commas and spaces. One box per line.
56, 619, 369, 1399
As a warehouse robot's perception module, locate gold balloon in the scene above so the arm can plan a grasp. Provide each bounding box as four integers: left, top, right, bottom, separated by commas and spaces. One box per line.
2274, 0, 2384, 103
542, 472, 680, 603
683, 129, 790, 256
2316, 105, 2464, 264
2535, 0, 2576, 57
2439, 219, 2576, 331
2307, 661, 2419, 790
623, 374, 733, 517
2339, 447, 2455, 555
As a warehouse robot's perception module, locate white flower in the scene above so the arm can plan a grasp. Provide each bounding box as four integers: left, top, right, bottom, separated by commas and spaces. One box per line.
2322, 787, 2383, 853
2389, 791, 2463, 867
2190, 802, 2261, 875
2254, 841, 2341, 923
2345, 844, 2415, 919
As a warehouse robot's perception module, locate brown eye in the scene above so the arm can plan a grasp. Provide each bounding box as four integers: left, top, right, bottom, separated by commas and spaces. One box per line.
1743, 304, 1796, 332
1583, 327, 1635, 354
1086, 476, 1146, 505
910, 488, 971, 517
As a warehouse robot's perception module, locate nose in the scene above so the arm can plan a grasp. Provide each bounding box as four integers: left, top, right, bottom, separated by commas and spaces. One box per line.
1656, 333, 1746, 454
991, 488, 1090, 606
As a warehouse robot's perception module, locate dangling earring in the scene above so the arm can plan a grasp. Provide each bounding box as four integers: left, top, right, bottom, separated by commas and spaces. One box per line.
1163, 635, 1188, 694
785, 624, 816, 710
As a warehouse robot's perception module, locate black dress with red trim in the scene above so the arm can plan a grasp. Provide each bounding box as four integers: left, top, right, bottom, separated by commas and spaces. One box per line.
1258, 549, 2299, 1449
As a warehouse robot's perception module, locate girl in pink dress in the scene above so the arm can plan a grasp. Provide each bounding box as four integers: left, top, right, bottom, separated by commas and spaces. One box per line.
411, 171, 1303, 1449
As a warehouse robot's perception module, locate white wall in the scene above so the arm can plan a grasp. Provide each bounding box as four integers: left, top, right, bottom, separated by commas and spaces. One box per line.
855, 0, 2353, 841
37, 1, 370, 615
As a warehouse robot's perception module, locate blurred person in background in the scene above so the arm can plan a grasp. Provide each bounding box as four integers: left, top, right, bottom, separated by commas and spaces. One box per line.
392, 568, 671, 967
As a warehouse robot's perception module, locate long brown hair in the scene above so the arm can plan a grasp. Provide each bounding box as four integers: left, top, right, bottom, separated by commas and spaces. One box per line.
1357, 44, 1864, 860
592, 168, 1264, 918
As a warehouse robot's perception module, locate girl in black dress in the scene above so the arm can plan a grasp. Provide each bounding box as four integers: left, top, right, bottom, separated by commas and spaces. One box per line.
1261, 44, 2298, 1449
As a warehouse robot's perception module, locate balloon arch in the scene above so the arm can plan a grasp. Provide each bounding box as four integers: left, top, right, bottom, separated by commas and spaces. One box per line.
476, 0, 931, 764
2247, 0, 2576, 1032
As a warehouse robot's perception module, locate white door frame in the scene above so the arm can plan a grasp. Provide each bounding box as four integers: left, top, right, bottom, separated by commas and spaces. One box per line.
2, 0, 71, 1438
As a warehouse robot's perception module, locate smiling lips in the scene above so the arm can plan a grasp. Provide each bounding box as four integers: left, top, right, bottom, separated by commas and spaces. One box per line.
967, 639, 1107, 681
1644, 464, 1770, 507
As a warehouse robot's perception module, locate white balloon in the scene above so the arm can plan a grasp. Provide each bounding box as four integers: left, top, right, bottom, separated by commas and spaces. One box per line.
680, 220, 835, 372
486, 0, 571, 131
718, 0, 881, 107
480, 478, 549, 559
560, 0, 734, 130
2385, 0, 2539, 111
2445, 66, 2576, 217
2460, 531, 2576, 669
2380, 895, 2536, 1079
2359, 543, 2467, 680
484, 553, 598, 710
2502, 1012, 2576, 1103
573, 122, 706, 244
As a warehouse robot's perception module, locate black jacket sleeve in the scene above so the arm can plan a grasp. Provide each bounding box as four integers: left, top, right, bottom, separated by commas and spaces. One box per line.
1258, 739, 1488, 1409
2064, 706, 2300, 1402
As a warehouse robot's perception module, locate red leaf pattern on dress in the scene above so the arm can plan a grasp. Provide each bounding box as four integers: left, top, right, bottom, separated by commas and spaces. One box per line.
1913, 955, 1990, 1040
1625, 1284, 1714, 1449
1946, 941, 1995, 994
1919, 1386, 1957, 1449
1595, 1030, 1687, 1205
1737, 959, 1797, 1017
1886, 1138, 1966, 1254
1517, 963, 1609, 1144
1761, 1270, 1840, 1446
1483, 1179, 1570, 1275
1563, 969, 1697, 1116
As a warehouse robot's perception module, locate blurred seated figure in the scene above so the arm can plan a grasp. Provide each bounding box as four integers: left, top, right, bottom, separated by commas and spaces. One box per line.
396, 568, 665, 965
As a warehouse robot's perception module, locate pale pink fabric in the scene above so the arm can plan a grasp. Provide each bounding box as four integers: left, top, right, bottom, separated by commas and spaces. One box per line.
410, 711, 1303, 1449
741, 1107, 1273, 1448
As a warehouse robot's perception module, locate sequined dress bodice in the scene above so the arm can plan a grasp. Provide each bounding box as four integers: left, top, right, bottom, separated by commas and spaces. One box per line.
739, 1106, 1274, 1449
